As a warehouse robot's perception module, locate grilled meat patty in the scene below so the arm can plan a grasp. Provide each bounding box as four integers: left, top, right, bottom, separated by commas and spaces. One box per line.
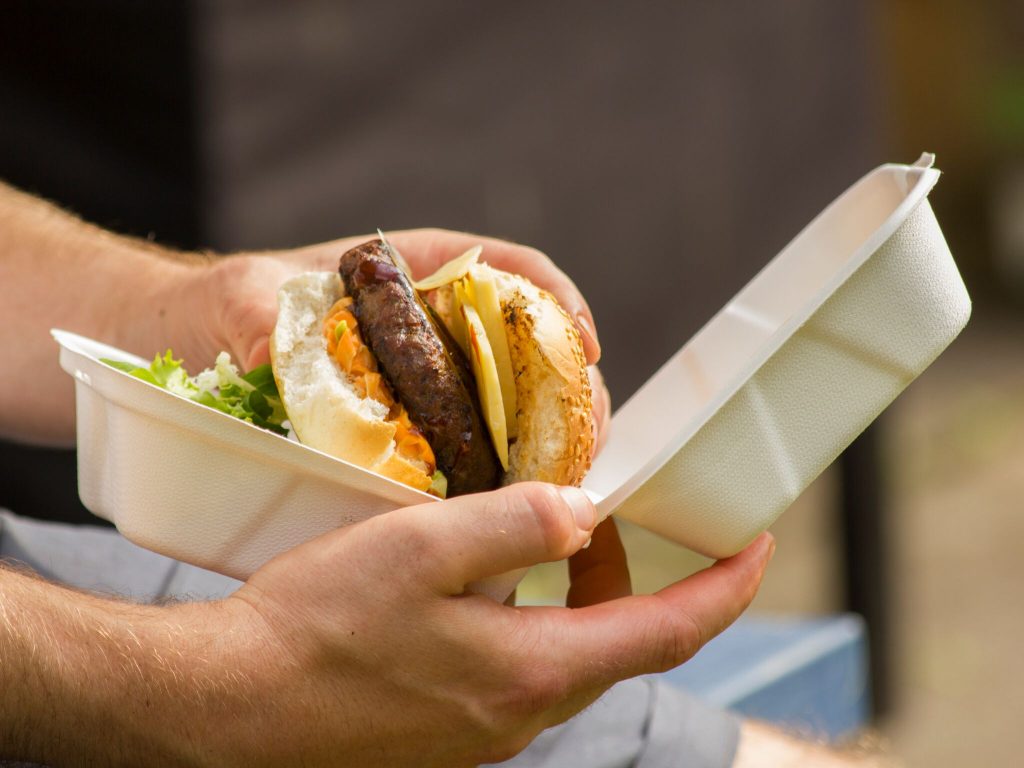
338, 240, 501, 496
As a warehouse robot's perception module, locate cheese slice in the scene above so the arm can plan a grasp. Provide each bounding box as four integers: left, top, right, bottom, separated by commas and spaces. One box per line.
413, 245, 482, 291
461, 300, 509, 470
414, 251, 516, 462
467, 265, 518, 439
447, 277, 473, 357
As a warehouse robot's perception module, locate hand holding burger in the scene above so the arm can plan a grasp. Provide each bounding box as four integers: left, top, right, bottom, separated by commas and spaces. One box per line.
187, 229, 608, 468
270, 237, 594, 497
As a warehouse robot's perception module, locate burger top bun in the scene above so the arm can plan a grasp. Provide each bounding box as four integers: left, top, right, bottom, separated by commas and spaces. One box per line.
270, 265, 593, 493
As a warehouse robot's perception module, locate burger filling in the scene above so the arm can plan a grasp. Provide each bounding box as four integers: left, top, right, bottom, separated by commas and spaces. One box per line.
337, 239, 503, 496
323, 297, 437, 476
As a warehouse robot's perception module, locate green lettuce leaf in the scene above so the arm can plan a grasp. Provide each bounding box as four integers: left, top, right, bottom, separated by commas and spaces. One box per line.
101, 351, 289, 436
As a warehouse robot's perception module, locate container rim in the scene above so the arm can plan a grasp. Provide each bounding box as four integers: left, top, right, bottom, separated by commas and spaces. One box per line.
590, 155, 942, 516
51, 328, 437, 506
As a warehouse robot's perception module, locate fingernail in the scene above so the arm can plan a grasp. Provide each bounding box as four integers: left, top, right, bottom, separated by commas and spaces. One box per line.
559, 486, 596, 532
575, 313, 601, 364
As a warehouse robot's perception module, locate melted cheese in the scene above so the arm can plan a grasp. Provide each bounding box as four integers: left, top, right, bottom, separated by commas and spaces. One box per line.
412, 245, 482, 291
467, 265, 518, 439
460, 300, 509, 471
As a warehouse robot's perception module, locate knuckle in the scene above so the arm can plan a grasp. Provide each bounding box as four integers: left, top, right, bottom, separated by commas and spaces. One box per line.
447, 626, 564, 764
649, 607, 703, 672
519, 483, 577, 560
519, 662, 570, 714
487, 664, 567, 727
480, 628, 570, 724
452, 688, 534, 757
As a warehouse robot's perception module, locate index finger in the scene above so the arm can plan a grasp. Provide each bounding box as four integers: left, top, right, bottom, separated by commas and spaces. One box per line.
388, 228, 602, 365
530, 532, 774, 689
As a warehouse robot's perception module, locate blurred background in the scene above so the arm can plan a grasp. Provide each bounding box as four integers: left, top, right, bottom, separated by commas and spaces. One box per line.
1, 2, 1021, 764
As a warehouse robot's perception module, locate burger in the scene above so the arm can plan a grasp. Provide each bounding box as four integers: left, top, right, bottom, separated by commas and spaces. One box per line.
269, 238, 593, 498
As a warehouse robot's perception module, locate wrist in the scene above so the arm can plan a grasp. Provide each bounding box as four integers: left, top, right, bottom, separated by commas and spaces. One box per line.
93, 598, 277, 767
112, 246, 213, 368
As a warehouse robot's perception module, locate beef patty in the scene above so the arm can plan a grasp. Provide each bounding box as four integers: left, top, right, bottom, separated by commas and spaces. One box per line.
339, 240, 501, 496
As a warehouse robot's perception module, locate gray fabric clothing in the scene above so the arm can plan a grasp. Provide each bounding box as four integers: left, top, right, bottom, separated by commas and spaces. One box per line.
492, 676, 739, 768
0, 511, 739, 767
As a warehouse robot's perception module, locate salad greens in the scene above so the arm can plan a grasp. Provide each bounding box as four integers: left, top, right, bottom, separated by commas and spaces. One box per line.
102, 351, 289, 436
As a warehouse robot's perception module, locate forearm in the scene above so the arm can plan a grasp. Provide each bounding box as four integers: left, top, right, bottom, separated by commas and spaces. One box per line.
0, 182, 206, 445
0, 565, 260, 766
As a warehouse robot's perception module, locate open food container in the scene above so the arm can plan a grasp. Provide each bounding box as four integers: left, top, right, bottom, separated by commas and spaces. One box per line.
54, 154, 971, 601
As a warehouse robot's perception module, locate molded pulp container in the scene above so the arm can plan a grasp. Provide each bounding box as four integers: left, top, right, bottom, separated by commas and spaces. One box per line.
54, 154, 970, 601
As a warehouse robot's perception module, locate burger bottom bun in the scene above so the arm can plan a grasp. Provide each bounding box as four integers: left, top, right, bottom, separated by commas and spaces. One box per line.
269, 272, 433, 492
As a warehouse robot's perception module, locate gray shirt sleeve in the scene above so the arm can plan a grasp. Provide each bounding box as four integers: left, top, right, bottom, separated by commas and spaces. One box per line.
489, 677, 740, 768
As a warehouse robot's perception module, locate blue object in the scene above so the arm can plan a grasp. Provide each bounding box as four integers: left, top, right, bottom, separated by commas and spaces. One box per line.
658, 614, 869, 742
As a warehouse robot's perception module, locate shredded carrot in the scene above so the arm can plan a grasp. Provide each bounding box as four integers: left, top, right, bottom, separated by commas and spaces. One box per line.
391, 408, 436, 467
324, 299, 436, 473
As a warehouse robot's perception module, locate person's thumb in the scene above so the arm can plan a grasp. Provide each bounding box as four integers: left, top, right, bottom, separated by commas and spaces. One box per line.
382, 482, 597, 595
